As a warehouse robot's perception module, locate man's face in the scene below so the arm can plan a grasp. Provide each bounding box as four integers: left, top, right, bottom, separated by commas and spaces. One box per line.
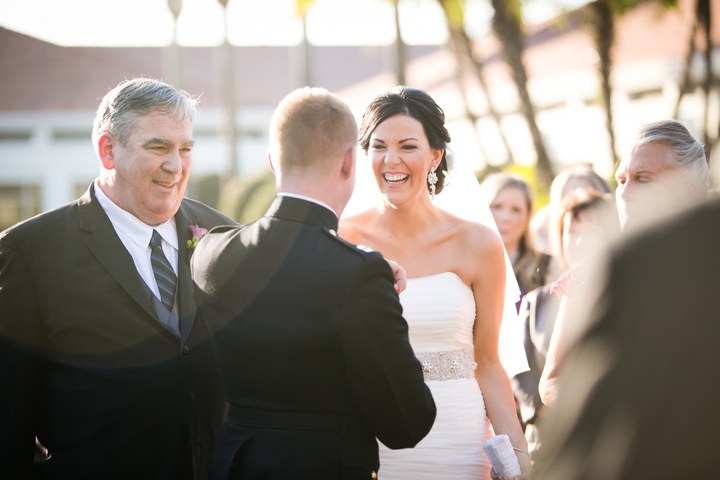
615, 142, 686, 231
102, 111, 193, 226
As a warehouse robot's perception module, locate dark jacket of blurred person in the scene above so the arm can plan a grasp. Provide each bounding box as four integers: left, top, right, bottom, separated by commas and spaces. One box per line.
535, 197, 720, 479
512, 283, 560, 457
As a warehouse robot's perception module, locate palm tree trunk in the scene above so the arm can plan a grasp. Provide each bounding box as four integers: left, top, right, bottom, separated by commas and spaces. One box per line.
698, 0, 712, 149
393, 1, 407, 85
674, 15, 697, 118
589, 0, 618, 168
490, 0, 553, 190
450, 24, 516, 165
300, 14, 313, 87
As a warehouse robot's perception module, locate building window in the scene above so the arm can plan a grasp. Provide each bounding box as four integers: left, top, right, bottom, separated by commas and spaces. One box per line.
0, 131, 32, 142
0, 185, 41, 232
53, 130, 92, 141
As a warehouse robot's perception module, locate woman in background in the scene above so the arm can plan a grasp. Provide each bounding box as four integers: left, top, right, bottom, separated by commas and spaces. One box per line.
481, 173, 561, 307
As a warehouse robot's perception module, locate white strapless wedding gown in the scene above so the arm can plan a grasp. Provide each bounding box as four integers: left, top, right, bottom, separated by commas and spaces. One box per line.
378, 272, 492, 479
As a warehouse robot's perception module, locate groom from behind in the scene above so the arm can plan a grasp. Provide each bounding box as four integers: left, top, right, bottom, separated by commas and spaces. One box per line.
192, 88, 436, 479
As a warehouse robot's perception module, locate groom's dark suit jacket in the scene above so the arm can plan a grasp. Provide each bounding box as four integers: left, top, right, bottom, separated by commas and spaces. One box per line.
191, 196, 436, 480
0, 185, 234, 480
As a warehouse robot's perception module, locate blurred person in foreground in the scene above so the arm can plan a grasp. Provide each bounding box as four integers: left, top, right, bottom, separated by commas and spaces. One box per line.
534, 194, 720, 479
537, 120, 710, 408
0, 78, 234, 479
512, 189, 616, 459
481, 173, 562, 307
537, 191, 620, 407
191, 87, 436, 480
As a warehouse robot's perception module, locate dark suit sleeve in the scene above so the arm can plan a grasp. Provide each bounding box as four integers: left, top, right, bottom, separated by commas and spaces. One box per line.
512, 290, 545, 424
340, 257, 436, 449
0, 234, 41, 476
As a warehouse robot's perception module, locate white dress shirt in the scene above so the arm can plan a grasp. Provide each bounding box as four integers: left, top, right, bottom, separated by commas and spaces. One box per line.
94, 181, 179, 303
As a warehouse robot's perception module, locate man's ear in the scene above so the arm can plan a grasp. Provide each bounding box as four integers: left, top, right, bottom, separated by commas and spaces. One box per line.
685, 183, 699, 201
97, 133, 116, 170
267, 147, 275, 174
340, 146, 356, 181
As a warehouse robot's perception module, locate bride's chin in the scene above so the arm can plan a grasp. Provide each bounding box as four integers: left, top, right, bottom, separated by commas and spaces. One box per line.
381, 191, 427, 210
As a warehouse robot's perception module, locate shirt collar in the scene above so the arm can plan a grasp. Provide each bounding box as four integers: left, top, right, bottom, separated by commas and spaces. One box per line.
277, 192, 337, 218
94, 181, 178, 251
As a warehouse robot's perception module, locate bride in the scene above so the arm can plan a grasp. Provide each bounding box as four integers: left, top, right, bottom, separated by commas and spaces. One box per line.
340, 87, 531, 479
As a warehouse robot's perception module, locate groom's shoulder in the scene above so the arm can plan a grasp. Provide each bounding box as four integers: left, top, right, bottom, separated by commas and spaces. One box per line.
320, 226, 382, 262
180, 198, 236, 227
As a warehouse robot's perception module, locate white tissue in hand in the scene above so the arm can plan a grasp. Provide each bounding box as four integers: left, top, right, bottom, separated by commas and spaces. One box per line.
482, 434, 522, 478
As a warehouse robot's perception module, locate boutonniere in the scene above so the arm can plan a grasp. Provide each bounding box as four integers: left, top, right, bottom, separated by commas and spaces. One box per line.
186, 225, 208, 250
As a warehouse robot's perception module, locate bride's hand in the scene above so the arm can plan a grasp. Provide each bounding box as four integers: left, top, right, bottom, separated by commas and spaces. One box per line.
490, 451, 533, 480
384, 259, 407, 294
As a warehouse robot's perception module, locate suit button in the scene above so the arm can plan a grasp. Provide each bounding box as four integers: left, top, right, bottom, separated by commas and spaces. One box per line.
188, 392, 196, 401
371, 471, 377, 479
182, 345, 190, 354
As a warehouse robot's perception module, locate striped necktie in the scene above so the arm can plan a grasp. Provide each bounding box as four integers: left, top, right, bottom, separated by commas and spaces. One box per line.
150, 230, 177, 311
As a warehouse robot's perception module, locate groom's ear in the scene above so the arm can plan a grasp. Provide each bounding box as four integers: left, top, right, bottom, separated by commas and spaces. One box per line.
340, 146, 356, 181
267, 148, 276, 174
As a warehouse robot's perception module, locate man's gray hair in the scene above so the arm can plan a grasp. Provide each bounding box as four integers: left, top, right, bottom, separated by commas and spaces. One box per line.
92, 78, 198, 146
635, 120, 709, 199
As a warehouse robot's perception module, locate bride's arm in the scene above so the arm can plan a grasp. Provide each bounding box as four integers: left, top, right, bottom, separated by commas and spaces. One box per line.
467, 227, 532, 479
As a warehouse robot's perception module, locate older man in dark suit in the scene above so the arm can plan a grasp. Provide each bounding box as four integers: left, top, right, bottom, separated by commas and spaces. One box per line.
0, 78, 233, 479
192, 88, 436, 480
534, 197, 720, 479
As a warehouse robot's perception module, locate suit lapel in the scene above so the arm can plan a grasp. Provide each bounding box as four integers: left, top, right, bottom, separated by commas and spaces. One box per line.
78, 186, 159, 322
175, 202, 197, 345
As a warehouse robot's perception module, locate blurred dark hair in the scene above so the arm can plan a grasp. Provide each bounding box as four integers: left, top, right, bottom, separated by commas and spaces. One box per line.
556, 189, 620, 268
359, 86, 451, 194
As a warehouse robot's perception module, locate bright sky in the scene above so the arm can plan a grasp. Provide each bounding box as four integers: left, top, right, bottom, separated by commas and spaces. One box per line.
0, 0, 589, 47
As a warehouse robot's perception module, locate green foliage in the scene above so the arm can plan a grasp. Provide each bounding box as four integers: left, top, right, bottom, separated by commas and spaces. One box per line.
476, 163, 550, 208
505, 164, 550, 208
185, 174, 221, 209
602, 0, 677, 15
439, 0, 466, 29
217, 170, 277, 225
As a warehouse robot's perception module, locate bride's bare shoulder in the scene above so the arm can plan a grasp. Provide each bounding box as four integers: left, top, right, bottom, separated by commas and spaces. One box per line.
339, 209, 378, 244
446, 213, 504, 255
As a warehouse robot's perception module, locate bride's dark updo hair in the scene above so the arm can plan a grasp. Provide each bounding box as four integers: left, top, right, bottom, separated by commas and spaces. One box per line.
359, 86, 451, 195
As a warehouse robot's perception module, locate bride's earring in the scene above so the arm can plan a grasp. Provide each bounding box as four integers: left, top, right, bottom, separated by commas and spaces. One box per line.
427, 168, 438, 201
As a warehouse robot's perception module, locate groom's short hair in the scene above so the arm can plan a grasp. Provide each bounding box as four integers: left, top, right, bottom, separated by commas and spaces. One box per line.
270, 88, 357, 175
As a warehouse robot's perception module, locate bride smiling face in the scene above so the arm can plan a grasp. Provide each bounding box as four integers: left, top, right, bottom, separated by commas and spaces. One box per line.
369, 114, 443, 207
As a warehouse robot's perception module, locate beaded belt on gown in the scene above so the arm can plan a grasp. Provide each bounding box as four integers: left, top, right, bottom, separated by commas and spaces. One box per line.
416, 349, 477, 381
